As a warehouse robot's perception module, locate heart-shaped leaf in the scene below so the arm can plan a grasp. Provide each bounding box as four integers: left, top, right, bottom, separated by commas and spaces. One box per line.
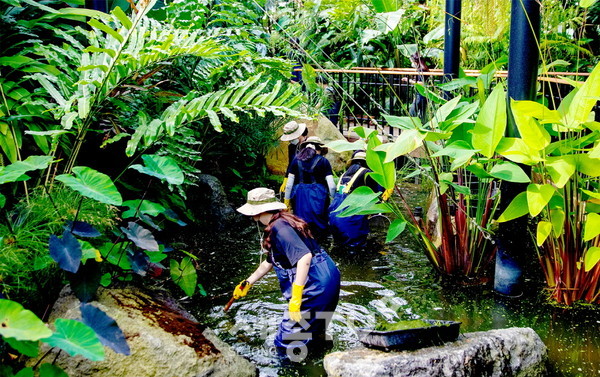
49, 230, 82, 273
42, 319, 105, 361
0, 299, 52, 341
527, 184, 555, 217
128, 249, 149, 276
4, 337, 39, 357
489, 161, 530, 183
122, 199, 166, 218
170, 257, 197, 297
0, 155, 53, 185
584, 213, 600, 241
80, 303, 130, 355
497, 191, 529, 222
99, 242, 131, 270
584, 247, 600, 272
129, 154, 184, 185
386, 219, 407, 243
121, 222, 159, 251
56, 167, 122, 206
39, 364, 68, 377
64, 221, 101, 238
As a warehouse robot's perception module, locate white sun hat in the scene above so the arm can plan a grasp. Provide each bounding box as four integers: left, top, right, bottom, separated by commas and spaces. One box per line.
280, 121, 307, 141
236, 188, 287, 216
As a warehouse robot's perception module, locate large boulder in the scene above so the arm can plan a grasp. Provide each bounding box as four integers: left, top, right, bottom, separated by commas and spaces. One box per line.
266, 116, 351, 175
324, 327, 548, 377
29, 286, 256, 377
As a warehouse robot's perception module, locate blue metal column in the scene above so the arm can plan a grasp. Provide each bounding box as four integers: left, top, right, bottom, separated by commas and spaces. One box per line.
443, 0, 462, 82
494, 0, 541, 297
85, 0, 107, 12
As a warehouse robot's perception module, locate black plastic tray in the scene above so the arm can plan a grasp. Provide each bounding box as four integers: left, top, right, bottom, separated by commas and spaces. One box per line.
357, 319, 461, 351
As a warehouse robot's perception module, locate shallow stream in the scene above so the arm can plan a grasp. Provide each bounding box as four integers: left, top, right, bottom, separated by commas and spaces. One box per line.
195, 223, 599, 377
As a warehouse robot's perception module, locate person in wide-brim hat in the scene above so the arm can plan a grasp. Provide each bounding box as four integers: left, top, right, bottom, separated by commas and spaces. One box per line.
280, 121, 307, 142
231, 187, 341, 362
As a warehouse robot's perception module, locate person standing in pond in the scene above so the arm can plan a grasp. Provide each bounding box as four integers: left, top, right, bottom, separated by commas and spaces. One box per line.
279, 121, 309, 195
232, 188, 341, 361
284, 136, 335, 241
329, 150, 383, 253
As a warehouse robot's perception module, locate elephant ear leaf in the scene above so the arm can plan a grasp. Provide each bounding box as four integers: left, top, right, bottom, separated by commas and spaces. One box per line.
64, 221, 101, 238
121, 222, 159, 251
43, 319, 104, 361
56, 166, 122, 206
0, 155, 53, 184
129, 154, 184, 185
0, 299, 52, 341
170, 257, 197, 297
80, 303, 130, 355
49, 230, 82, 273
4, 337, 39, 357
39, 364, 69, 377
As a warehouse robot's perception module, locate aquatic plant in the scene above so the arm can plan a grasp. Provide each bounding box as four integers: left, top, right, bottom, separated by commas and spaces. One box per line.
495, 63, 600, 305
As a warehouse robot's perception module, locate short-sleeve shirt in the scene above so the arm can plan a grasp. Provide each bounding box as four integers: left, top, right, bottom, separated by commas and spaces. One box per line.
266, 218, 320, 269
288, 155, 333, 185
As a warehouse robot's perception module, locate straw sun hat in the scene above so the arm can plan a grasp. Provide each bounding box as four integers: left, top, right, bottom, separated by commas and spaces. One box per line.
301, 136, 324, 146
280, 121, 307, 141
237, 188, 287, 216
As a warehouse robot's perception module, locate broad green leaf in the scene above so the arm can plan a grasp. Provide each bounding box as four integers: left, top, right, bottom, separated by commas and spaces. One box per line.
550, 209, 566, 237
56, 167, 122, 206
536, 221, 553, 246
546, 155, 576, 188
563, 62, 600, 128
385, 219, 407, 243
466, 163, 494, 179
170, 257, 197, 297
129, 154, 184, 185
366, 137, 395, 189
4, 337, 39, 357
471, 84, 506, 157
526, 184, 555, 217
43, 319, 104, 361
0, 300, 52, 341
334, 186, 392, 216
431, 141, 479, 170
39, 364, 69, 377
15, 367, 33, 377
590, 143, 600, 159
497, 192, 528, 222
584, 213, 600, 241
510, 100, 550, 151
324, 139, 366, 153
99, 242, 131, 270
580, 0, 598, 8
383, 115, 421, 130
489, 161, 530, 183
352, 126, 378, 139
575, 154, 600, 177
511, 100, 561, 124
122, 199, 166, 218
375, 129, 425, 163
0, 155, 53, 185
584, 247, 600, 272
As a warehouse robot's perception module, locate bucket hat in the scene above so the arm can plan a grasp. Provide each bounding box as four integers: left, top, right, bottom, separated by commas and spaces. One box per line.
237, 188, 287, 216
352, 151, 366, 161
301, 136, 324, 146
280, 121, 307, 141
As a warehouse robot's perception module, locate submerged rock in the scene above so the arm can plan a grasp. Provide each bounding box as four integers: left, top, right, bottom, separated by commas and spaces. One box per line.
324, 327, 547, 377
30, 286, 256, 377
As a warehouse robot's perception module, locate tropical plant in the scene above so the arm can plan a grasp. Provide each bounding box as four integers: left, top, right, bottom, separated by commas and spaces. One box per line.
495, 63, 600, 305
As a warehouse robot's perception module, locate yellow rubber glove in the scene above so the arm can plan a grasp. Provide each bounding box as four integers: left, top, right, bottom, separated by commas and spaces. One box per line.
288, 283, 304, 322
233, 280, 252, 299
382, 188, 393, 202
284, 198, 291, 209
279, 177, 288, 193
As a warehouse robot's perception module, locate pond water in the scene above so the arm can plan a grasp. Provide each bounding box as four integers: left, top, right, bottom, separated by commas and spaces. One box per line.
193, 221, 599, 377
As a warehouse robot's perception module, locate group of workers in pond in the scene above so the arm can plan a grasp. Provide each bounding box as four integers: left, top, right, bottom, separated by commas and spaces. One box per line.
231, 120, 387, 362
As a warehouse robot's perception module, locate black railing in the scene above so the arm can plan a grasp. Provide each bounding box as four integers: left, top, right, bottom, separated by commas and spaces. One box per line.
310, 68, 597, 138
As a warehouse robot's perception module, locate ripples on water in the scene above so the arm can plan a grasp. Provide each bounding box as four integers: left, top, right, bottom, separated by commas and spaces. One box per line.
197, 238, 599, 377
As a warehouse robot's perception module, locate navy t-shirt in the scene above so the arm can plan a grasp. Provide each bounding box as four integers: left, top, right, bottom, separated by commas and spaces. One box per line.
266, 218, 320, 269
288, 155, 333, 185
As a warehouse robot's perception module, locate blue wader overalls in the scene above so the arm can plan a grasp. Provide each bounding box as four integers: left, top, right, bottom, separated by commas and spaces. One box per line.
329, 167, 370, 249
292, 156, 329, 237
273, 249, 340, 361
